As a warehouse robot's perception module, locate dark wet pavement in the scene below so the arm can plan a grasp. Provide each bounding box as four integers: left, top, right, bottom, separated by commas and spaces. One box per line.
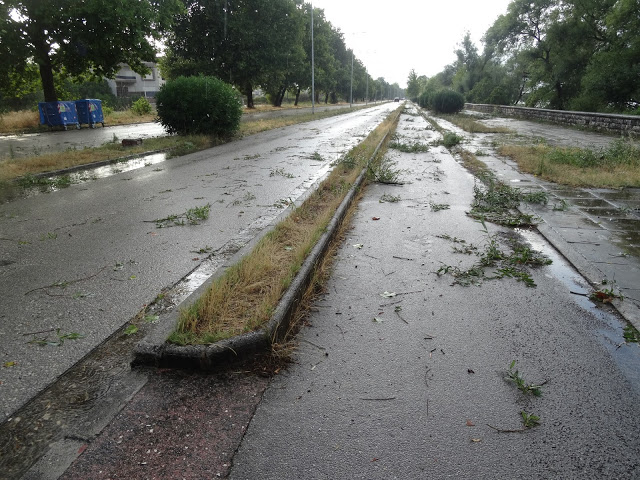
59, 369, 269, 480
454, 117, 640, 326
229, 106, 640, 479
2, 105, 640, 479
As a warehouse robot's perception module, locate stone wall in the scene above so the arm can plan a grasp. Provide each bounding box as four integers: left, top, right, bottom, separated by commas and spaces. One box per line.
465, 103, 640, 136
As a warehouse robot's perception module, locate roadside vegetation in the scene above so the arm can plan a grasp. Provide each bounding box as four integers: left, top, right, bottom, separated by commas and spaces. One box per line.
0, 108, 156, 135
0, 103, 378, 184
427, 111, 640, 189
168, 107, 401, 345
406, 1, 638, 115
498, 141, 640, 188
436, 113, 512, 134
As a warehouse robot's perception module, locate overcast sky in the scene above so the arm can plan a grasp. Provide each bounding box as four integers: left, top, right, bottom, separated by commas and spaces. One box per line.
311, 0, 513, 88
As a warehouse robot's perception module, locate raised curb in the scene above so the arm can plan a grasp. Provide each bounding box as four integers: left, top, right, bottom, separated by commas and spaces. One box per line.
132, 133, 390, 370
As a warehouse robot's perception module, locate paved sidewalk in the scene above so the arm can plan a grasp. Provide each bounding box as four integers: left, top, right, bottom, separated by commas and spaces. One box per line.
229, 107, 640, 478
454, 116, 640, 327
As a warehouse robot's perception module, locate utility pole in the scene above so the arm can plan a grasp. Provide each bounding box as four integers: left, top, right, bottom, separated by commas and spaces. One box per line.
365, 70, 368, 105
311, 3, 315, 114
350, 50, 353, 107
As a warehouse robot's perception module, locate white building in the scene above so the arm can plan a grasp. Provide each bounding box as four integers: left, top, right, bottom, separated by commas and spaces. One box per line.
106, 62, 165, 98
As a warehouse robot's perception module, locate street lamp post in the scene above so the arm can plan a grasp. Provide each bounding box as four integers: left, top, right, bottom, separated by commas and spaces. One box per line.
311, 3, 315, 114
365, 69, 368, 105
350, 50, 353, 107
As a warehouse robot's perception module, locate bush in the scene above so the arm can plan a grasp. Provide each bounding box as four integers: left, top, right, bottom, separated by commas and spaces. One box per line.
432, 89, 466, 114
131, 97, 152, 115
156, 76, 242, 136
418, 90, 433, 109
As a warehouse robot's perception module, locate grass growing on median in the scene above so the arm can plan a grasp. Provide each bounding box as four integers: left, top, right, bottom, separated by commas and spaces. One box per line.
168, 107, 401, 345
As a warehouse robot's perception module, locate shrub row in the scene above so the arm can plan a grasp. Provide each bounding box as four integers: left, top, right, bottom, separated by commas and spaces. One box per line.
418, 89, 465, 114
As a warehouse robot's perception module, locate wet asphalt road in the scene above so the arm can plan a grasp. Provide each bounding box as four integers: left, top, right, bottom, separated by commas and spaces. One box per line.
2, 104, 640, 479
0, 102, 398, 424
228, 106, 640, 479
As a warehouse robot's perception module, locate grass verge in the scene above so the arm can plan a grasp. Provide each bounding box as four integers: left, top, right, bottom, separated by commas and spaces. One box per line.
0, 104, 378, 183
168, 107, 401, 345
498, 141, 640, 188
0, 135, 215, 182
437, 113, 513, 134
0, 109, 156, 134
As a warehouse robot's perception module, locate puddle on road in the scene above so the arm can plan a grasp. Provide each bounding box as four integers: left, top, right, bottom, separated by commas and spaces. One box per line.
570, 198, 614, 208
517, 228, 640, 394
1, 152, 167, 204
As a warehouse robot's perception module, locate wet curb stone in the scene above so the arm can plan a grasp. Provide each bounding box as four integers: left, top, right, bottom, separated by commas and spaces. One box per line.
132, 134, 390, 370
533, 218, 640, 329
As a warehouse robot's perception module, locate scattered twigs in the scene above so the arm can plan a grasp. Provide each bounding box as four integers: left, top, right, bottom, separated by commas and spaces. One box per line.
487, 424, 527, 433
301, 339, 326, 351
24, 266, 108, 295
22, 328, 56, 336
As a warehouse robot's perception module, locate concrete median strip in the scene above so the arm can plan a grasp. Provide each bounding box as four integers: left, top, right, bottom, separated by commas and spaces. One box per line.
132, 133, 391, 369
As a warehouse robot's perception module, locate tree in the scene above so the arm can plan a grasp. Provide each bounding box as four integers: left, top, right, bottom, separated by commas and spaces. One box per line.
163, 0, 307, 108
0, 0, 183, 102
572, 0, 640, 111
406, 69, 420, 101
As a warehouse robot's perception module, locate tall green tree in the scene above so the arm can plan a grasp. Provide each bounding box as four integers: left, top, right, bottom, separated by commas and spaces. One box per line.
0, 0, 183, 102
164, 0, 306, 108
406, 69, 420, 101
572, 0, 640, 111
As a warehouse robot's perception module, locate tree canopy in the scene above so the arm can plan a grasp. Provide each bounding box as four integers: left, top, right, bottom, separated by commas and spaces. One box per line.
0, 0, 183, 102
409, 0, 639, 113
161, 0, 384, 107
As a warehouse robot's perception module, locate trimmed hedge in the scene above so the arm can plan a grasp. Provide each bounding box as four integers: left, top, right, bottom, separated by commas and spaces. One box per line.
432, 89, 466, 114
156, 76, 242, 136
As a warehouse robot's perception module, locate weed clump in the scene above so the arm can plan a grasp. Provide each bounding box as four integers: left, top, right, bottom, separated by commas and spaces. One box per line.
131, 97, 152, 116
389, 141, 430, 153
468, 174, 546, 227
436, 226, 551, 287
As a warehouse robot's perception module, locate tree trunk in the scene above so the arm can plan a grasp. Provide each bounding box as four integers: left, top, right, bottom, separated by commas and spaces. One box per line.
275, 86, 286, 107
245, 83, 254, 109
294, 87, 301, 106
324, 93, 329, 104
39, 60, 57, 103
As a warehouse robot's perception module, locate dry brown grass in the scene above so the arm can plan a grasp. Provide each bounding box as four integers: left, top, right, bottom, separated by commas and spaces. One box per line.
498, 144, 640, 188
0, 104, 377, 180
439, 113, 513, 134
239, 104, 371, 137
0, 110, 40, 133
0, 108, 156, 134
169, 107, 401, 345
0, 135, 214, 182
103, 110, 156, 126
459, 149, 491, 177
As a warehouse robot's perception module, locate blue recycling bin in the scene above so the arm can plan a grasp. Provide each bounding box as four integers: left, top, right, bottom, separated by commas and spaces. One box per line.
75, 99, 105, 128
38, 101, 80, 130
